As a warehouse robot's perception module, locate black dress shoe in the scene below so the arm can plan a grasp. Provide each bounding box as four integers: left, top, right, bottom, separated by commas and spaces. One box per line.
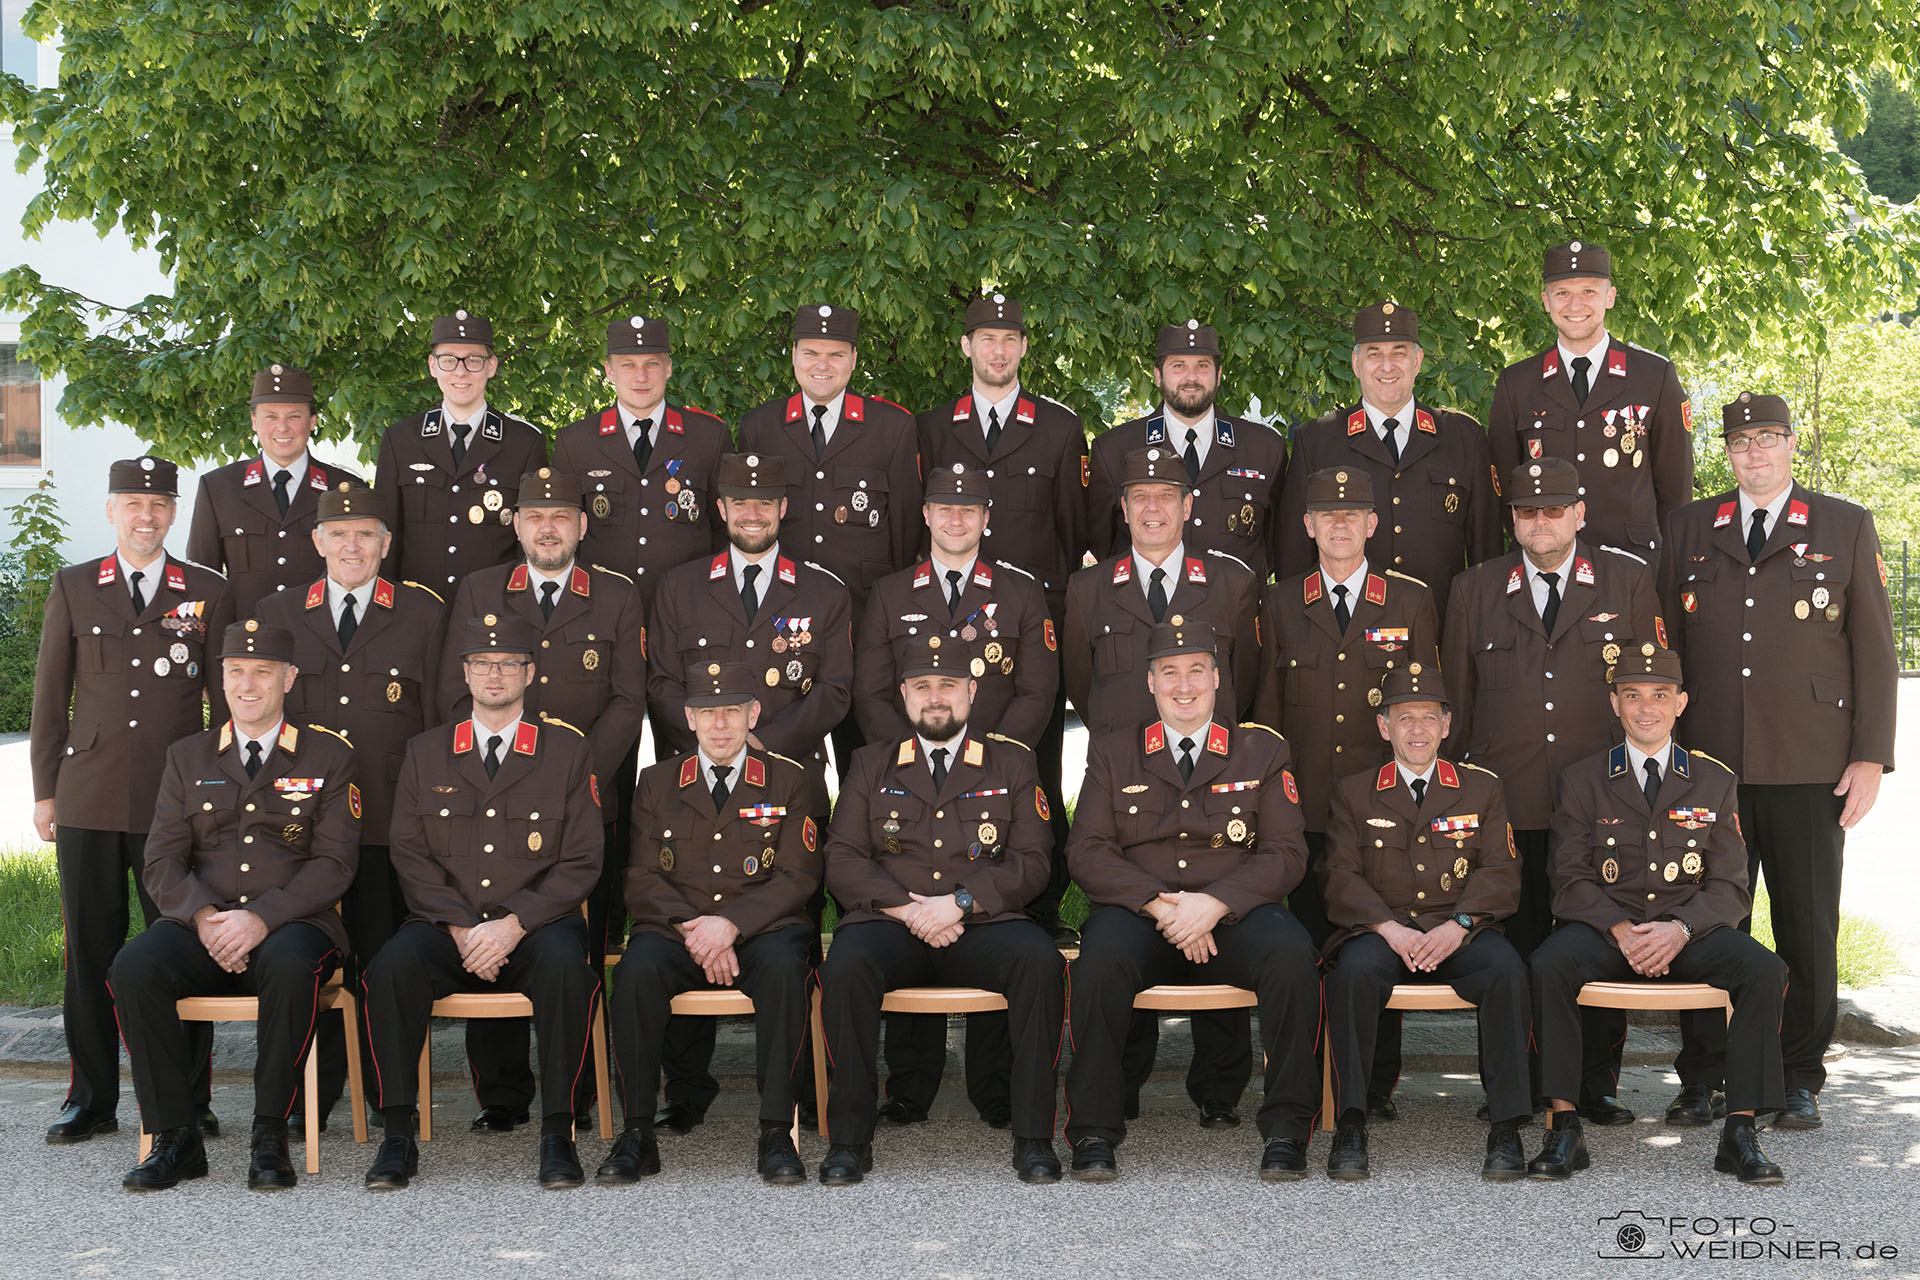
595, 1127, 662, 1184
197, 1107, 220, 1138
537, 1133, 585, 1189
122, 1126, 208, 1192
470, 1105, 530, 1133
1771, 1087, 1822, 1130
364, 1134, 420, 1190
247, 1118, 297, 1191
652, 1100, 706, 1135
1012, 1137, 1062, 1184
818, 1143, 873, 1185
1326, 1124, 1368, 1181
1198, 1099, 1241, 1129
46, 1103, 118, 1145
1527, 1113, 1589, 1180
1577, 1094, 1636, 1126
758, 1127, 806, 1185
1260, 1138, 1309, 1182
1483, 1120, 1527, 1182
1715, 1122, 1785, 1185
878, 1096, 930, 1126
1665, 1084, 1728, 1127
1366, 1093, 1398, 1123
978, 1097, 1013, 1130
1069, 1136, 1117, 1183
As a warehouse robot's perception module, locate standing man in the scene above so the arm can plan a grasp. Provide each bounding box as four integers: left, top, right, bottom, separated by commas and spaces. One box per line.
1659, 393, 1896, 1129
1488, 242, 1695, 562
31, 457, 234, 1144
188, 364, 364, 617
1320, 665, 1528, 1182
816, 638, 1063, 1186
1274, 304, 1500, 619
111, 621, 359, 1192
361, 614, 603, 1191
596, 661, 821, 1186
373, 310, 549, 597
1063, 619, 1320, 1183
1087, 321, 1288, 581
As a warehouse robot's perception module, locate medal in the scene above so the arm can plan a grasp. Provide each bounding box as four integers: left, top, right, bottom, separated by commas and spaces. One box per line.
1444, 492, 1460, 513
660, 847, 675, 871
851, 491, 869, 513
968, 843, 983, 860
282, 824, 303, 842
483, 489, 504, 511
1795, 600, 1810, 620
1001, 658, 1014, 675
468, 504, 486, 523
1226, 818, 1247, 843
170, 642, 189, 664
772, 635, 788, 653
1602, 449, 1619, 469
387, 681, 403, 703
1603, 423, 1617, 438
582, 648, 600, 670
884, 836, 902, 855
1602, 642, 1620, 665
1826, 605, 1840, 621
1439, 873, 1453, 892
1633, 450, 1644, 469
834, 505, 849, 523
1602, 857, 1619, 884
743, 855, 759, 876
1240, 503, 1255, 527
153, 657, 172, 677
592, 494, 611, 519
785, 660, 803, 682
1811, 586, 1830, 608
664, 503, 679, 522
1682, 851, 1703, 877
984, 641, 1003, 663
970, 658, 986, 678
961, 624, 977, 641
798, 631, 811, 646
665, 477, 681, 495
765, 668, 780, 687
678, 489, 696, 511
868, 508, 881, 527
528, 832, 544, 852
1454, 857, 1470, 879
1663, 861, 1679, 882
978, 822, 998, 845
1620, 431, 1637, 455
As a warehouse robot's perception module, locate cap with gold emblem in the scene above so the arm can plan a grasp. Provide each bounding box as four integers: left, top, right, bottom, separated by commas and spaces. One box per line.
1120, 446, 1189, 490
1304, 466, 1375, 511
1543, 240, 1611, 282
1721, 391, 1792, 435
250, 363, 314, 405
1505, 456, 1582, 507
925, 462, 991, 506
315, 481, 391, 525
714, 452, 787, 500
516, 467, 582, 509
964, 293, 1025, 333
458, 613, 540, 657
1376, 662, 1448, 709
793, 304, 859, 345
218, 619, 296, 663
684, 660, 761, 708
1147, 615, 1218, 661
1155, 318, 1219, 358
1352, 302, 1418, 346
1608, 642, 1683, 686
108, 456, 179, 496
430, 309, 494, 348
900, 634, 969, 680
606, 313, 670, 356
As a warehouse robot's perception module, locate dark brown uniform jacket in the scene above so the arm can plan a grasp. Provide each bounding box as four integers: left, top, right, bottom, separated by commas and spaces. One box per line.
390, 718, 602, 932
736, 392, 924, 608
373, 407, 549, 595
1659, 484, 1898, 784
187, 454, 365, 617
552, 403, 730, 610
1442, 543, 1661, 829
1320, 758, 1517, 955
440, 561, 647, 787
1087, 411, 1289, 582
1549, 742, 1748, 944
1253, 566, 1439, 831
32, 553, 235, 834
854, 557, 1057, 750
1488, 338, 1694, 560
826, 732, 1049, 926
916, 391, 1090, 610
144, 720, 359, 955
1274, 403, 1501, 621
255, 575, 447, 840
1062, 548, 1261, 737
624, 749, 821, 942
1068, 720, 1307, 923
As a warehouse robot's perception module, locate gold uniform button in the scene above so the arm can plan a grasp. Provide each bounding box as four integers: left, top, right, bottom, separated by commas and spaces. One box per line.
239, 864, 249, 873
542, 640, 551, 648
1336, 683, 1346, 691
934, 840, 943, 849
1335, 714, 1344, 724
481, 879, 491, 888
1417, 836, 1427, 844
238, 896, 247, 904
246, 803, 256, 812
1337, 652, 1347, 661
932, 872, 942, 880
1415, 892, 1426, 899
1334, 745, 1344, 753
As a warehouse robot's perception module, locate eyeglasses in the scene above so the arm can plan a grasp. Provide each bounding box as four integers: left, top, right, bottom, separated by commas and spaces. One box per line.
1726, 429, 1790, 454
464, 659, 529, 675
1512, 505, 1571, 521
432, 354, 492, 373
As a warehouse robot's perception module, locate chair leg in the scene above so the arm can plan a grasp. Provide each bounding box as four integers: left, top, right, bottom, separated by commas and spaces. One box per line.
1322, 1043, 1336, 1134
338, 991, 368, 1145
592, 999, 614, 1141
810, 986, 829, 1139
417, 1034, 434, 1142
139, 1127, 153, 1162
303, 1034, 322, 1175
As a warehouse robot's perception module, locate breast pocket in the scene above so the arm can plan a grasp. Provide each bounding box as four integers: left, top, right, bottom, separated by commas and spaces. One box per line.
1590, 830, 1642, 887
1473, 631, 1516, 692
1202, 790, 1258, 849
1222, 488, 1268, 544
401, 466, 449, 518
962, 797, 1016, 861
507, 795, 564, 859
369, 654, 429, 718
1116, 788, 1166, 845
679, 620, 739, 674
837, 466, 888, 529
1428, 463, 1468, 523
77, 615, 126, 673
1788, 558, 1850, 630
870, 795, 928, 853
1281, 648, 1324, 708
416, 789, 475, 856
223, 510, 273, 569
561, 619, 612, 689
189, 787, 239, 843
1094, 618, 1138, 676
1361, 822, 1414, 902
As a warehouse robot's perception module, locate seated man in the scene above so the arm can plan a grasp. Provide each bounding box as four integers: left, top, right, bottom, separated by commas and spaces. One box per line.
597, 660, 820, 1186
1320, 664, 1529, 1181
1528, 644, 1788, 1184
113, 620, 359, 1191
361, 614, 603, 1191
817, 636, 1063, 1185
1063, 618, 1321, 1182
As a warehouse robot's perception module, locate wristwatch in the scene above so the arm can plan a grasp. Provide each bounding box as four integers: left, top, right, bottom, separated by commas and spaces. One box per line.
1677, 918, 1694, 941
954, 888, 976, 917
1450, 912, 1474, 931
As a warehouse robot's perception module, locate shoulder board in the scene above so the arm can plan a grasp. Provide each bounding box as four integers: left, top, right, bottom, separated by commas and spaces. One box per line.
306, 724, 355, 748
401, 580, 446, 604
867, 394, 912, 416
590, 563, 634, 584
1037, 392, 1076, 413
993, 560, 1036, 581
1383, 568, 1429, 587
1596, 545, 1648, 566
1626, 341, 1671, 363
537, 712, 586, 738
803, 560, 847, 587
1457, 761, 1499, 779
764, 750, 803, 769
1205, 548, 1252, 574
1689, 750, 1734, 775
984, 731, 1031, 751
1236, 721, 1283, 740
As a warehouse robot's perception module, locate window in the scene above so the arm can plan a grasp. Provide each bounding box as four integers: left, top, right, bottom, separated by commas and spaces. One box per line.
3, 0, 40, 88
1, 344, 42, 467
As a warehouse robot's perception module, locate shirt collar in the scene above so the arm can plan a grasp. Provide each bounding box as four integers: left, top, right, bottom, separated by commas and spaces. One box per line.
327, 575, 378, 623
441, 399, 490, 431
1160, 404, 1215, 455
972, 382, 1021, 430
1320, 558, 1370, 602
1738, 485, 1792, 535
801, 390, 847, 436
1397, 760, 1438, 790
1525, 545, 1577, 589
261, 452, 309, 491
929, 551, 979, 585
917, 730, 967, 774
119, 551, 163, 593
1557, 331, 1611, 378
1360, 398, 1415, 435
526, 561, 572, 597
1133, 540, 1186, 584
470, 715, 522, 754
620, 400, 666, 442
1626, 739, 1673, 781
730, 543, 780, 592
236, 719, 286, 764
696, 744, 747, 784
1161, 721, 1212, 755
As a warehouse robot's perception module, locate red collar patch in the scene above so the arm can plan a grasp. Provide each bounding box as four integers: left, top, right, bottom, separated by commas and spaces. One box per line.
678, 756, 699, 788
454, 721, 476, 754
1714, 501, 1737, 529
1144, 722, 1166, 755
1541, 349, 1561, 380
242, 459, 265, 486
1786, 498, 1810, 527
913, 562, 933, 589
1303, 575, 1324, 605
1376, 762, 1399, 791
844, 394, 866, 423
164, 562, 187, 594
1606, 348, 1628, 378
1436, 760, 1461, 788
1015, 396, 1036, 424
599, 407, 619, 436
663, 407, 685, 434
1184, 557, 1207, 585
777, 557, 797, 585
1506, 566, 1524, 595
97, 556, 117, 586
971, 562, 994, 589
304, 580, 326, 610
1346, 409, 1367, 436
372, 578, 396, 609
785, 394, 805, 423
743, 755, 766, 788
1415, 409, 1437, 435
570, 565, 592, 597
508, 564, 531, 592
951, 394, 973, 422
308, 463, 330, 491
1573, 557, 1596, 587
709, 552, 729, 581
1206, 723, 1231, 756
1364, 573, 1387, 606
512, 722, 540, 756
1112, 559, 1132, 586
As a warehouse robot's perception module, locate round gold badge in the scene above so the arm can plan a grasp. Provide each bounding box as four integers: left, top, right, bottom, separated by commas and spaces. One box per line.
1682, 851, 1703, 877
1602, 642, 1621, 665
528, 831, 544, 852
1367, 687, 1383, 707
483, 489, 504, 511
984, 641, 1004, 664
1227, 818, 1248, 843
582, 648, 600, 670
978, 822, 999, 845
1445, 492, 1460, 513
468, 504, 486, 524
765, 668, 780, 687
1454, 857, 1470, 880
1620, 431, 1638, 455
971, 658, 987, 678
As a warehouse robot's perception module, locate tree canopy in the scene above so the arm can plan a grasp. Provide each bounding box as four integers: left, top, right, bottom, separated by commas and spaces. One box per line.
4, 0, 1918, 465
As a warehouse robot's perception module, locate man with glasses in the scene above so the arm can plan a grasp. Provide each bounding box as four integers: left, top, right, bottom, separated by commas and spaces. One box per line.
1658, 393, 1897, 1131
373, 310, 549, 595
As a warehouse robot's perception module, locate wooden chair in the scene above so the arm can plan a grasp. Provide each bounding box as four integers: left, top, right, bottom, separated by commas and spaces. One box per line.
1577, 981, 1730, 1019
664, 987, 828, 1146
1319, 985, 1476, 1131
137, 975, 368, 1174
417, 991, 613, 1141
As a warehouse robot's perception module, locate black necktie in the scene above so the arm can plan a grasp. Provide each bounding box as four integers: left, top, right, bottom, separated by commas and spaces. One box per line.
1539, 570, 1562, 634
740, 563, 762, 622
984, 405, 1003, 454
945, 569, 964, 615
450, 420, 470, 469
711, 763, 733, 812
540, 580, 558, 621
632, 417, 654, 474
1183, 428, 1201, 483
244, 741, 263, 780
129, 569, 147, 614
811, 404, 828, 457
1332, 583, 1351, 634
930, 747, 949, 791
338, 592, 359, 649
272, 468, 292, 515
484, 733, 503, 779
1147, 566, 1169, 623
1642, 757, 1662, 810
1410, 776, 1427, 808
1747, 509, 1768, 562
1570, 356, 1592, 406
1382, 417, 1401, 464
1177, 736, 1195, 782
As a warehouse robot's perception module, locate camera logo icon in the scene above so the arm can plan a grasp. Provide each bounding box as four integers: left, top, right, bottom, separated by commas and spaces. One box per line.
1597, 1211, 1669, 1259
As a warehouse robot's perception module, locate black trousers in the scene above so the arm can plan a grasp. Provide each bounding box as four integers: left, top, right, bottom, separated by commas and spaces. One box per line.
1510, 827, 1626, 1102
310, 840, 405, 1117
1676, 782, 1844, 1093
1531, 922, 1786, 1114
1296, 831, 1403, 1104
363, 916, 598, 1120
609, 924, 811, 1129
1327, 930, 1531, 1125
55, 826, 210, 1115
821, 919, 1064, 1146
1028, 695, 1074, 927
110, 920, 338, 1132
883, 1009, 1010, 1118
1066, 904, 1321, 1145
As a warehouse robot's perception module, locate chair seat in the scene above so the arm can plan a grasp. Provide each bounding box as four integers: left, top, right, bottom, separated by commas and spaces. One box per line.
428, 992, 535, 1018
1577, 981, 1729, 1011
1384, 985, 1476, 1012
881, 987, 1009, 1014
1134, 984, 1258, 1011
670, 989, 757, 1016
